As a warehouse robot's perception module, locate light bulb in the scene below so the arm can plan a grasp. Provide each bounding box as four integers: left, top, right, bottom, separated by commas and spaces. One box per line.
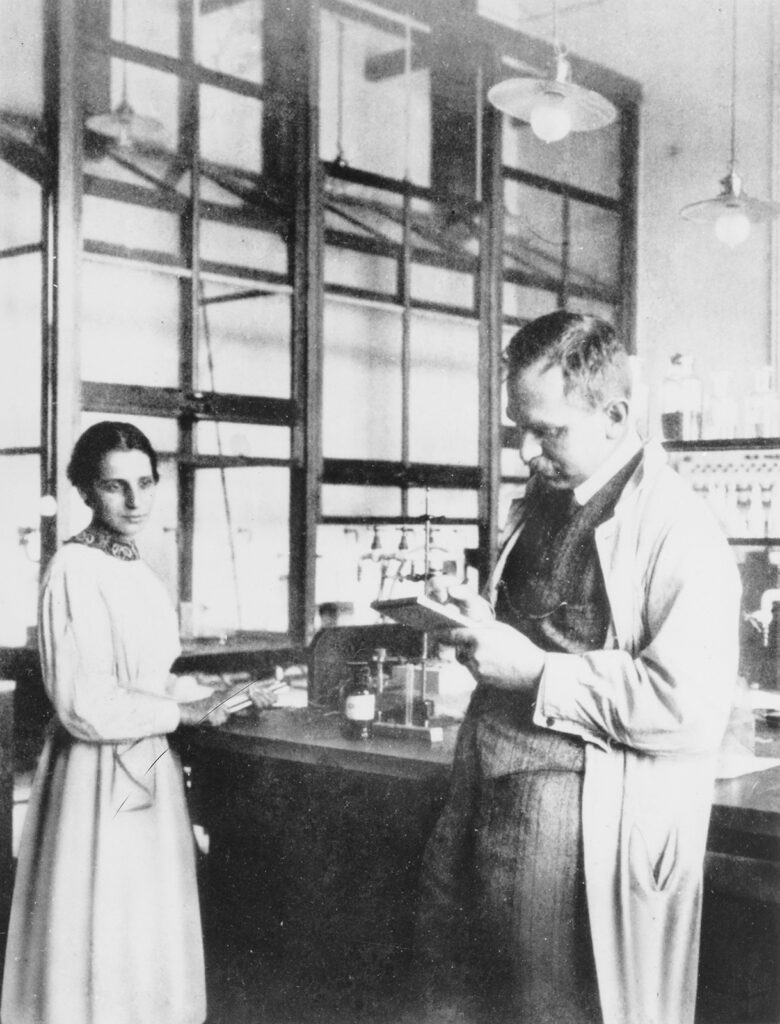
530, 92, 572, 143
39, 494, 57, 517
714, 207, 751, 248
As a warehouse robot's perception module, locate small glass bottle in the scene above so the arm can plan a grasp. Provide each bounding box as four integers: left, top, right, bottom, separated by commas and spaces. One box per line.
744, 366, 780, 439
342, 663, 376, 740
661, 354, 702, 441
703, 371, 738, 440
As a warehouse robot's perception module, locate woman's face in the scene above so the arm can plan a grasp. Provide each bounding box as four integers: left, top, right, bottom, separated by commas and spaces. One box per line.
81, 448, 157, 539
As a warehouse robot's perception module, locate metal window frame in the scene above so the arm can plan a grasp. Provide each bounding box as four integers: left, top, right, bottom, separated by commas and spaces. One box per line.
0, 0, 639, 649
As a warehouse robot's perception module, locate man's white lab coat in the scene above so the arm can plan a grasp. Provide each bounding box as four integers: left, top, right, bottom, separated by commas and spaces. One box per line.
492, 441, 742, 1024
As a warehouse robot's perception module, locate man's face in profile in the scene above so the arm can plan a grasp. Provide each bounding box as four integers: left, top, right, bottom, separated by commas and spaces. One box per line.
506, 360, 621, 490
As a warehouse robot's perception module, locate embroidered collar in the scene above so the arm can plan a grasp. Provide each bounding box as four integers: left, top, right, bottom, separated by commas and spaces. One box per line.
65, 525, 140, 561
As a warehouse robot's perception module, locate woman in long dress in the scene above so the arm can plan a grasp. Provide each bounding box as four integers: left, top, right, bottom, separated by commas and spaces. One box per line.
2, 421, 228, 1024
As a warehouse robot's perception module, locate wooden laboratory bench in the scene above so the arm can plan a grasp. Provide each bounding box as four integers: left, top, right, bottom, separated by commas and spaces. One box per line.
177, 707, 780, 1023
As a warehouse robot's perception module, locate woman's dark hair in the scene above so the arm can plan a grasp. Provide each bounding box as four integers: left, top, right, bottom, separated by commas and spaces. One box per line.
67, 421, 160, 491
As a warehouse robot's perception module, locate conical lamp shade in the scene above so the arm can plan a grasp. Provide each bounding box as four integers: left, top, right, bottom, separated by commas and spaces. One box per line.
488, 52, 617, 138
86, 98, 164, 148
680, 177, 780, 225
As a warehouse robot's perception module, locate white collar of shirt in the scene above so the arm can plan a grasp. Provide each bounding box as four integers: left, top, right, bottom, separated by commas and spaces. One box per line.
572, 430, 643, 507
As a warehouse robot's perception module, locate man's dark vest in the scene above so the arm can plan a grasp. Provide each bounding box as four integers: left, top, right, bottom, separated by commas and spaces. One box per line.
471, 449, 643, 775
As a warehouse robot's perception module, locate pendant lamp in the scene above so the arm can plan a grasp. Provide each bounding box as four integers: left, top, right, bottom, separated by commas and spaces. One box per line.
487, 0, 616, 144
680, 0, 780, 247
86, 0, 163, 147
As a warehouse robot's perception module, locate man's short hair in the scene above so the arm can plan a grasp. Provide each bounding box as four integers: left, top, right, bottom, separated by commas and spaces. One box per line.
503, 311, 632, 409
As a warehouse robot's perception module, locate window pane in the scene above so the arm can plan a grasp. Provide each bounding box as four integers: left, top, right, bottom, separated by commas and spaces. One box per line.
317, 521, 420, 624
0, 0, 44, 118
319, 9, 431, 187
407, 489, 479, 519
320, 485, 402, 518
322, 300, 403, 460
503, 179, 563, 283
193, 467, 289, 635
0, 455, 40, 646
197, 285, 291, 398
200, 85, 263, 175
316, 524, 374, 624
83, 148, 176, 192
316, 520, 479, 627
500, 446, 525, 479
0, 161, 42, 248
200, 219, 288, 277
113, 0, 180, 58
502, 112, 621, 199
196, 422, 290, 459
0, 253, 41, 448
197, 0, 264, 85
410, 262, 475, 311
83, 195, 181, 255
324, 246, 398, 297
81, 261, 181, 387
502, 282, 558, 323
411, 196, 480, 259
569, 200, 621, 295
324, 180, 404, 246
395, 521, 480, 586
409, 315, 479, 465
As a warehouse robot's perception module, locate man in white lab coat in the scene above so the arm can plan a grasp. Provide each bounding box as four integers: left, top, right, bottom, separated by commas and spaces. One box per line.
415, 311, 741, 1024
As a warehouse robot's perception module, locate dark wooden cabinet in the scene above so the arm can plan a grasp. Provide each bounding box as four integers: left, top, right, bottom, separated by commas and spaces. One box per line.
179, 710, 780, 1024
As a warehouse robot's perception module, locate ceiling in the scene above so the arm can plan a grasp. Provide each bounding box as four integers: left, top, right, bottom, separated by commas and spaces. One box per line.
478, 0, 607, 34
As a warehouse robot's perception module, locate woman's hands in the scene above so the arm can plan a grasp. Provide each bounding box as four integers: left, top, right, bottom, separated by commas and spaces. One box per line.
177, 695, 230, 728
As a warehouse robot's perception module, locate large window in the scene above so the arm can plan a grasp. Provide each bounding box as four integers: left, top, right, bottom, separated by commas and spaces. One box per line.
0, 0, 639, 648
0, 0, 46, 645
78, 0, 295, 640
317, 3, 487, 623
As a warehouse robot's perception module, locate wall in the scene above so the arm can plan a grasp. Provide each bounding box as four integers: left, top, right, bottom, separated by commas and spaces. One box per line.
554, 0, 778, 435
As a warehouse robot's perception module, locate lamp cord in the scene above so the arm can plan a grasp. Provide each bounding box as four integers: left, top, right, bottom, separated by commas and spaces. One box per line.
403, 21, 412, 182
120, 0, 129, 107
336, 16, 347, 165
552, 0, 560, 50
551, 0, 566, 58
728, 0, 738, 172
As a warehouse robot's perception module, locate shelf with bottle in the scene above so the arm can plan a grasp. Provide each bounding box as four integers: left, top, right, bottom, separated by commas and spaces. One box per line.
660, 356, 780, 446
666, 444, 780, 543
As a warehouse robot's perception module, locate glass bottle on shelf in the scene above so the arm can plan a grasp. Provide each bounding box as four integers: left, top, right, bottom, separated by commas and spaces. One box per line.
661, 354, 702, 441
703, 370, 738, 440
743, 366, 780, 439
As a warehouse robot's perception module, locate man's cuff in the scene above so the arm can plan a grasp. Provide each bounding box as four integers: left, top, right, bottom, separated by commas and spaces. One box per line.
533, 652, 575, 729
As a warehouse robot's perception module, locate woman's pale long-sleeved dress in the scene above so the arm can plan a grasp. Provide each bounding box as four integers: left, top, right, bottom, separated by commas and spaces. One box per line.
1, 532, 206, 1024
